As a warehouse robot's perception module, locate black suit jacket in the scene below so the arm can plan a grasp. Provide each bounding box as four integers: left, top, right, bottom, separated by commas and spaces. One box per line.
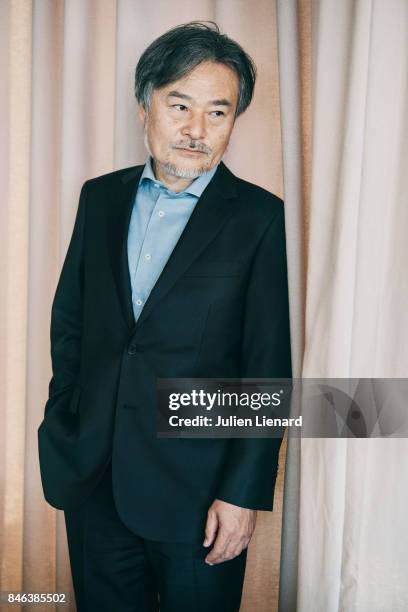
38, 160, 292, 542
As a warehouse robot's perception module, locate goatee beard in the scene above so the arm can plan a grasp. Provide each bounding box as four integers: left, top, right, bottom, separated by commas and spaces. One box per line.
157, 161, 208, 179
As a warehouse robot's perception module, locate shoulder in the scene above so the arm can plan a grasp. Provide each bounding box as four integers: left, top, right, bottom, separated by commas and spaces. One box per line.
82, 164, 143, 191
221, 163, 284, 226
236, 176, 283, 210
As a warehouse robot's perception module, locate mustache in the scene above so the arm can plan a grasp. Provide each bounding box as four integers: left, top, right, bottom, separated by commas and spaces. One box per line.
172, 141, 212, 155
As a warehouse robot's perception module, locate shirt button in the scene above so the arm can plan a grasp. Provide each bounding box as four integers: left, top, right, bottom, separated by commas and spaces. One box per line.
158, 210, 165, 217
145, 253, 151, 260
135, 299, 143, 306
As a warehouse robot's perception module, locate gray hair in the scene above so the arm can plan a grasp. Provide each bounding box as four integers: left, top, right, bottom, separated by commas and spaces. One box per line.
135, 21, 257, 117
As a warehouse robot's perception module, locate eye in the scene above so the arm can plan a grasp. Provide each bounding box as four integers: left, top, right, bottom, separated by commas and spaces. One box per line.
210, 110, 225, 117
172, 104, 188, 112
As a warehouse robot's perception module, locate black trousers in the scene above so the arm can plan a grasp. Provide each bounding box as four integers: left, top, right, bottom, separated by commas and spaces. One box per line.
64, 460, 247, 612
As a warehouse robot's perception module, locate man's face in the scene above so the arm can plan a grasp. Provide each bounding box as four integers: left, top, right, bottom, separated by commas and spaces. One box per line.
138, 61, 239, 181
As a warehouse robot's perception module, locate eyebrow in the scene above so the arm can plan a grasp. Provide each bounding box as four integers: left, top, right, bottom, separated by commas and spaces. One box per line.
166, 90, 232, 107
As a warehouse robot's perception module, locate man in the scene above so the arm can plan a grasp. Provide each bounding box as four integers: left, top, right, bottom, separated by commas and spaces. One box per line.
38, 21, 291, 612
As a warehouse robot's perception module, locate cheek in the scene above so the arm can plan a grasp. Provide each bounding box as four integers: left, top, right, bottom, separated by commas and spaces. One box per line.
148, 120, 170, 148
155, 116, 180, 142
211, 129, 231, 151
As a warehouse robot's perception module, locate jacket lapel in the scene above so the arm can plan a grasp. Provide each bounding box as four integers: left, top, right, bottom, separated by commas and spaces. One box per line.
107, 165, 143, 330
107, 161, 238, 332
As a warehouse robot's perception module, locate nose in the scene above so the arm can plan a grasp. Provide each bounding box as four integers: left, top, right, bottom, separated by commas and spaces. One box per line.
181, 112, 206, 141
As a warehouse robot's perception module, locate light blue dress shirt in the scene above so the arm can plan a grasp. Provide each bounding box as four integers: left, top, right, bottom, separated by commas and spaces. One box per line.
127, 156, 219, 322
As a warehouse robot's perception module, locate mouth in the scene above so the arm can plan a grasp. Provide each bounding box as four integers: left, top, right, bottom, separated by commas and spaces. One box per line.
175, 147, 207, 156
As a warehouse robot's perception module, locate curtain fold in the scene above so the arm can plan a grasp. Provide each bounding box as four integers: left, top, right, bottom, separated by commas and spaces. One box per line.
1, 0, 33, 595
276, 1, 310, 610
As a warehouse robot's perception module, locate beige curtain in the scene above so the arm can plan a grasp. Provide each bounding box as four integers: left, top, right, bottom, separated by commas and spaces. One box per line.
0, 1, 292, 611
278, 1, 408, 611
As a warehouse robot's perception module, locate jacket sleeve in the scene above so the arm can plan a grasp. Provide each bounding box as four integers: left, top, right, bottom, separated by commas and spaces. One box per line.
215, 204, 292, 510
44, 181, 88, 417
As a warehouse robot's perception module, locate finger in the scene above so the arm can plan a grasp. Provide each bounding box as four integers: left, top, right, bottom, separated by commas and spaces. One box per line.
203, 510, 218, 548
205, 530, 232, 564
222, 531, 252, 561
221, 536, 244, 562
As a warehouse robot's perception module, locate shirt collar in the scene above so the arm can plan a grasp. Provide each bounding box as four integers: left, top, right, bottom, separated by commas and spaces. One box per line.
139, 156, 219, 198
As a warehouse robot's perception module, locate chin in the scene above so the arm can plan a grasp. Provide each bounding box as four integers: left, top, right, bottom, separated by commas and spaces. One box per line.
161, 155, 212, 179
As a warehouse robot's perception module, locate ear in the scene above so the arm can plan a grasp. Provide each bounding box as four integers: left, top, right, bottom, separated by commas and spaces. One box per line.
138, 103, 146, 123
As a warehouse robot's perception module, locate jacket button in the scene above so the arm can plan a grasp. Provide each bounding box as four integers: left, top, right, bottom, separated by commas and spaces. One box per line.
127, 343, 143, 355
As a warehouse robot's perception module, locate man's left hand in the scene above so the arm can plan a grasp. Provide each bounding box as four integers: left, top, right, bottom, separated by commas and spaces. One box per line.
203, 499, 257, 565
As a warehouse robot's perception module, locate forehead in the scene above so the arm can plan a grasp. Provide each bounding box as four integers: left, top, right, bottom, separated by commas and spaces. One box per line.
158, 61, 239, 103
